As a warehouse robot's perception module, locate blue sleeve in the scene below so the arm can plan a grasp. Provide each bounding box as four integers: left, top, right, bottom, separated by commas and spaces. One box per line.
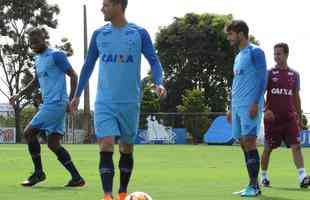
138, 28, 163, 85
75, 30, 100, 97
52, 51, 71, 72
252, 48, 267, 104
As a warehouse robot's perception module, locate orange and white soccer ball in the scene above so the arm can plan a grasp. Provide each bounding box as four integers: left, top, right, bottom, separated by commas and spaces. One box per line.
125, 192, 153, 200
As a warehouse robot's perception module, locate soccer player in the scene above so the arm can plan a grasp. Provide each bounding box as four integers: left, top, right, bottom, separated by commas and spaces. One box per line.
261, 43, 310, 188
226, 20, 267, 197
9, 28, 85, 187
69, 0, 166, 200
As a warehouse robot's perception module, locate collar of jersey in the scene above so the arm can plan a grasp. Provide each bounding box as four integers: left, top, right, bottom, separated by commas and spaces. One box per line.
39, 48, 52, 57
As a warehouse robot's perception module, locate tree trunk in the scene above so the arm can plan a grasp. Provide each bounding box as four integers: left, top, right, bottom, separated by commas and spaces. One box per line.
82, 5, 92, 144
83, 83, 91, 144
14, 107, 22, 143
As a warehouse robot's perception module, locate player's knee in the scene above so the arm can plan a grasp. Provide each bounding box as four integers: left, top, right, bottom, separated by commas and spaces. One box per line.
242, 137, 257, 151
119, 144, 133, 154
47, 143, 58, 152
100, 144, 114, 152
291, 144, 302, 151
98, 137, 114, 152
263, 147, 272, 155
47, 134, 62, 152
24, 131, 36, 143
47, 140, 61, 152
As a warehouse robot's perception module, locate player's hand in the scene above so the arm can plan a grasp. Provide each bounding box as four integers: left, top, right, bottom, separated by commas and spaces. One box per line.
155, 85, 167, 98
66, 103, 72, 113
296, 116, 304, 130
9, 95, 18, 106
264, 109, 275, 122
249, 103, 259, 119
69, 96, 80, 112
226, 111, 232, 124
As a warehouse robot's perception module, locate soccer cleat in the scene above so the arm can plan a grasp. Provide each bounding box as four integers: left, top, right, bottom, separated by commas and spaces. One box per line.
300, 176, 310, 188
232, 188, 246, 195
65, 177, 86, 187
261, 178, 270, 187
240, 185, 261, 197
102, 194, 113, 200
21, 171, 46, 187
117, 192, 127, 200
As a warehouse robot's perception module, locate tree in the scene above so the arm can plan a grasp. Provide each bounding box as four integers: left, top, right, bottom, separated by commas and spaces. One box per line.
141, 76, 160, 113
56, 37, 74, 57
0, 105, 36, 130
177, 89, 211, 142
0, 0, 60, 142
139, 76, 161, 129
155, 13, 236, 112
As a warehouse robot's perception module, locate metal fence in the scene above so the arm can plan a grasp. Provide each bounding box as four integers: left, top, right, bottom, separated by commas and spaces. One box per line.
61, 112, 310, 144
61, 112, 226, 144
1, 112, 309, 144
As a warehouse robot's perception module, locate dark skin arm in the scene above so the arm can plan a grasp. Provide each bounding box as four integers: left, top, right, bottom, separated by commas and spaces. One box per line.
264, 98, 276, 122
249, 103, 259, 119
65, 67, 78, 112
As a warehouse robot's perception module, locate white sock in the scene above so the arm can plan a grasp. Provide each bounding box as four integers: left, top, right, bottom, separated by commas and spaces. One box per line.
298, 168, 307, 183
261, 170, 269, 180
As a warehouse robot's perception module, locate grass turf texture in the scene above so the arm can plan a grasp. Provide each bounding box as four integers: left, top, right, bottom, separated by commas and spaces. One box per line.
0, 144, 309, 200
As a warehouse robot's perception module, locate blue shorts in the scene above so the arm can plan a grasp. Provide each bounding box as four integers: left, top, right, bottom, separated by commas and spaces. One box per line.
31, 103, 67, 135
232, 106, 262, 140
94, 103, 140, 144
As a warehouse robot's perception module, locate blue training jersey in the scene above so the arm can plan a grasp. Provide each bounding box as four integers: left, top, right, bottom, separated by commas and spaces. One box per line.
231, 43, 267, 107
75, 23, 163, 104
35, 48, 71, 104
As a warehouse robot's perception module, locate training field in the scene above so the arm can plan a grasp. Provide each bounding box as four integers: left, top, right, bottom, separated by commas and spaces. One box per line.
0, 145, 309, 200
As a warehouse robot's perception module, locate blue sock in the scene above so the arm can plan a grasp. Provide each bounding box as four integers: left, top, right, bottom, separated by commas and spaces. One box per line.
99, 151, 114, 193
55, 147, 81, 179
246, 149, 260, 188
119, 152, 134, 193
28, 139, 43, 173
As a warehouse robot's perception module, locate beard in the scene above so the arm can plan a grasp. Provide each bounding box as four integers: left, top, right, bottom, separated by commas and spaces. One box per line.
104, 14, 112, 22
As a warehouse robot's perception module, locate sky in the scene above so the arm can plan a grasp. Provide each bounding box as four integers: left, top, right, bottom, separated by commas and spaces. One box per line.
0, 0, 309, 113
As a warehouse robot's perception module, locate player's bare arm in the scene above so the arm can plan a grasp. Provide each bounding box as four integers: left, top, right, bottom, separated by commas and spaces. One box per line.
226, 110, 232, 124
249, 103, 259, 119
293, 89, 302, 127
154, 84, 167, 98
69, 96, 80, 112
264, 109, 275, 122
65, 67, 78, 113
66, 67, 78, 101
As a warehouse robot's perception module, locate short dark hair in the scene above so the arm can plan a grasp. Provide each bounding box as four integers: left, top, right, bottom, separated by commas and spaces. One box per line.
226, 20, 249, 38
28, 27, 48, 39
111, 0, 128, 11
274, 42, 289, 55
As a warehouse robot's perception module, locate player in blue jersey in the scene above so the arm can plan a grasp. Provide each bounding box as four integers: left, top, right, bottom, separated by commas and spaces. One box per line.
226, 20, 267, 197
9, 28, 85, 187
69, 0, 166, 200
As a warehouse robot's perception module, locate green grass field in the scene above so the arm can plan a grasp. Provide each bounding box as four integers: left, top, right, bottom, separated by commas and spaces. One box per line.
0, 144, 310, 200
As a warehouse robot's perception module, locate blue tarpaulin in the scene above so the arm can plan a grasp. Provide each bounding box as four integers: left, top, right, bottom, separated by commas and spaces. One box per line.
204, 116, 234, 145
300, 130, 310, 147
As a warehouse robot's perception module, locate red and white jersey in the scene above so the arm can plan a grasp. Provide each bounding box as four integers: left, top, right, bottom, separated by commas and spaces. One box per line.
266, 67, 300, 121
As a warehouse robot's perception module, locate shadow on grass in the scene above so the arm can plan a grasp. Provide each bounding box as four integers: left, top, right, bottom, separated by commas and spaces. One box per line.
32, 186, 83, 191
257, 195, 295, 200
271, 186, 310, 192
